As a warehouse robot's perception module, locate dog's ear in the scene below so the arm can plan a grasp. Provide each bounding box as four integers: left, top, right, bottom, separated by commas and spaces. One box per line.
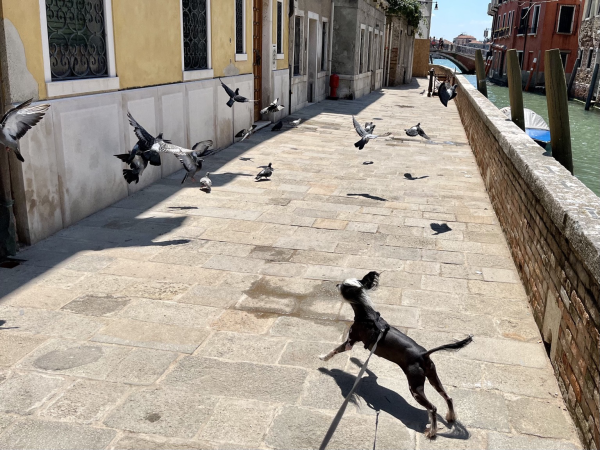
360, 271, 380, 290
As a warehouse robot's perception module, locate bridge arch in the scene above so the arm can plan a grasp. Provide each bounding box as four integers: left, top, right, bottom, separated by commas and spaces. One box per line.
430, 52, 472, 74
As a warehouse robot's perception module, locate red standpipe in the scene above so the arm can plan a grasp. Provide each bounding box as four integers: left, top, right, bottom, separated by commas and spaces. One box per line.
329, 74, 339, 99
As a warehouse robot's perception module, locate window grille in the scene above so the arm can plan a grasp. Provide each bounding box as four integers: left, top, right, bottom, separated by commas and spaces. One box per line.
183, 0, 208, 71
587, 48, 594, 69
277, 1, 283, 53
46, 0, 108, 80
235, 0, 244, 53
557, 6, 575, 34
293, 16, 301, 75
367, 31, 372, 71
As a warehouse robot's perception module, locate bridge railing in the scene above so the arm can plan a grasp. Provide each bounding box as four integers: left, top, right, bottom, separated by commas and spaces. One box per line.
431, 43, 484, 57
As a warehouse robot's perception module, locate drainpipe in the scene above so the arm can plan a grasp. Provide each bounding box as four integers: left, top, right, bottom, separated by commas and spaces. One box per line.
385, 21, 394, 86
328, 2, 335, 75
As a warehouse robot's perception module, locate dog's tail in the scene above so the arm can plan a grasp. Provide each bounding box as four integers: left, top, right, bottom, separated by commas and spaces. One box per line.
422, 335, 473, 357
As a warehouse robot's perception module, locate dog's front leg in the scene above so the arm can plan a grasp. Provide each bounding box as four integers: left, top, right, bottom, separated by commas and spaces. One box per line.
319, 340, 354, 361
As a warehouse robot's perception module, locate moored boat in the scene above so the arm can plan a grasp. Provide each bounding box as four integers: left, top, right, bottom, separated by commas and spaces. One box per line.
500, 107, 551, 148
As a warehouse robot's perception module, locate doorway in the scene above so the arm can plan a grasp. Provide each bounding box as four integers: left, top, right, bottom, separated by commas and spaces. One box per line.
253, 0, 263, 119
307, 16, 318, 103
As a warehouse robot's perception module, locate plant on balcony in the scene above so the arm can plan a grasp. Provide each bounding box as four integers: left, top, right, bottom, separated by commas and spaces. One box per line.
385, 0, 423, 29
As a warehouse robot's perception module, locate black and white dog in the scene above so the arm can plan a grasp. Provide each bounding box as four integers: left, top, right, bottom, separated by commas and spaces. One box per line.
319, 271, 472, 439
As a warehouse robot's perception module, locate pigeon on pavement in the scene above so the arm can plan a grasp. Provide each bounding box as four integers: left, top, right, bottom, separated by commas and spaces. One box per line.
220, 79, 257, 107
0, 99, 50, 162
352, 116, 389, 150
439, 83, 458, 107
260, 98, 285, 115
405, 123, 430, 140
255, 163, 273, 181
235, 125, 257, 141
271, 120, 283, 131
199, 172, 212, 192
290, 118, 301, 126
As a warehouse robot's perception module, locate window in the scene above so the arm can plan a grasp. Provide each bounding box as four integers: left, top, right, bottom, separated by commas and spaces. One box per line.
529, 5, 540, 34
235, 0, 245, 55
293, 16, 302, 75
321, 20, 328, 72
585, 0, 593, 18
560, 52, 569, 69
182, 0, 209, 71
374, 33, 379, 71
45, 0, 109, 80
597, 0, 600, 15
557, 5, 575, 34
367, 29, 373, 71
502, 13, 506, 29
359, 27, 365, 73
508, 11, 514, 35
587, 48, 594, 69
276, 0, 283, 54
517, 50, 524, 68
518, 7, 529, 35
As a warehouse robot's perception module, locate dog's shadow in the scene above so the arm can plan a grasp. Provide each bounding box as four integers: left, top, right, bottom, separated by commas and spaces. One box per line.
319, 359, 470, 440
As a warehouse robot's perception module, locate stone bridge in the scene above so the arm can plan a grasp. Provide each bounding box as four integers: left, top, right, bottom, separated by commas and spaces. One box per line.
431, 45, 478, 74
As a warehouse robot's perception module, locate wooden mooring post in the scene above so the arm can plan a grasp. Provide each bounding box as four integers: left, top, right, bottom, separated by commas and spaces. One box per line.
545, 49, 573, 174
506, 49, 525, 131
585, 48, 599, 111
475, 50, 487, 97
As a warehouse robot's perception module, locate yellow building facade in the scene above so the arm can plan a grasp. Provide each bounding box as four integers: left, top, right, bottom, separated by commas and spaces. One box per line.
0, 0, 290, 245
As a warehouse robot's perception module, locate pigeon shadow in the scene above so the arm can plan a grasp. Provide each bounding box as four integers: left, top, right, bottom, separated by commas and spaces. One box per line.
168, 206, 198, 210
319, 359, 470, 440
430, 223, 452, 235
255, 178, 271, 182
209, 172, 253, 187
347, 193, 387, 202
363, 161, 374, 165
0, 319, 19, 330
404, 173, 429, 180
239, 157, 253, 161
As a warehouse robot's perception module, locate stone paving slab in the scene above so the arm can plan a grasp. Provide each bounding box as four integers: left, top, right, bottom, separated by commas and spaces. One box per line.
0, 80, 583, 449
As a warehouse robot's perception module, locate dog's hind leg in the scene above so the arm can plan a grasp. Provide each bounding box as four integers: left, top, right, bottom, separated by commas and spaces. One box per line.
425, 363, 456, 422
409, 379, 438, 439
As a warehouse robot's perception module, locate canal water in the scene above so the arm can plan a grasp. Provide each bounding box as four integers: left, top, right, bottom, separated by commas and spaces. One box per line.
433, 58, 600, 196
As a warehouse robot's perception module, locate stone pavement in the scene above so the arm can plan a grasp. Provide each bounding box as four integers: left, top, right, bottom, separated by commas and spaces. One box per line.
0, 79, 583, 449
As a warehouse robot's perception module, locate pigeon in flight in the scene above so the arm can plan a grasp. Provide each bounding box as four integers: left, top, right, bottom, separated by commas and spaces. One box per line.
235, 125, 257, 141
191, 140, 217, 157
364, 122, 375, 133
260, 98, 285, 115
199, 172, 212, 192
220, 79, 257, 107
405, 123, 430, 140
0, 99, 50, 162
114, 152, 150, 185
352, 116, 389, 150
178, 153, 204, 184
271, 120, 283, 131
439, 83, 458, 107
151, 136, 213, 157
255, 163, 273, 181
126, 112, 165, 165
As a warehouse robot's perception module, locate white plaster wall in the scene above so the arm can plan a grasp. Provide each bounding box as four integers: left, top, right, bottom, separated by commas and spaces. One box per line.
291, 76, 308, 113
51, 93, 127, 227
186, 80, 216, 151
271, 68, 290, 121
317, 72, 328, 102
16, 104, 63, 244
232, 78, 254, 137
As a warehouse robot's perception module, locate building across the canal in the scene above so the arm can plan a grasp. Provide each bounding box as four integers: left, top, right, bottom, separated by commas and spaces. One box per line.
0, 0, 418, 247
571, 0, 600, 102
487, 0, 583, 87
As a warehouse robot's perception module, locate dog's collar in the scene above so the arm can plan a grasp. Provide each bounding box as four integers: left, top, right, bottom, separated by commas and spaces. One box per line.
356, 311, 390, 349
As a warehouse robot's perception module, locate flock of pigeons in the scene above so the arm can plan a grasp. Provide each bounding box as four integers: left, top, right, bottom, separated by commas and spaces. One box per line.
0, 78, 457, 196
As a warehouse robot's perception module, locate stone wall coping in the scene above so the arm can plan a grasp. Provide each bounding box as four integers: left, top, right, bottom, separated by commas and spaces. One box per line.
434, 65, 600, 284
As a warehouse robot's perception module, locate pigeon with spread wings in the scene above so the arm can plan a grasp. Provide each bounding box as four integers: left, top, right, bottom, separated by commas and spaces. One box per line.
405, 123, 430, 140
220, 79, 257, 107
260, 98, 285, 115
0, 99, 50, 162
439, 83, 458, 107
235, 125, 257, 141
352, 116, 389, 150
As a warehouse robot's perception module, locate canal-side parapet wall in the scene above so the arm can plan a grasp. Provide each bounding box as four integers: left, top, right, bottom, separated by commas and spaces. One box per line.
432, 65, 600, 450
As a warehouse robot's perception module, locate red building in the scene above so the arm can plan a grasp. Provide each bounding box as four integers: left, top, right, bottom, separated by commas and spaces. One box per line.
487, 0, 584, 86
